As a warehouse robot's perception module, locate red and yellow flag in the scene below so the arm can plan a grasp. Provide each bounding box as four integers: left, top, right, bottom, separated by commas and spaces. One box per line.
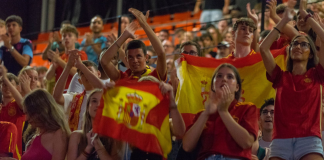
93, 81, 171, 158
175, 47, 287, 127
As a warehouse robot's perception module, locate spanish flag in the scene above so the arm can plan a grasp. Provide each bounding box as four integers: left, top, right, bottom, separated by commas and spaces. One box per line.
93, 81, 172, 158
175, 47, 287, 127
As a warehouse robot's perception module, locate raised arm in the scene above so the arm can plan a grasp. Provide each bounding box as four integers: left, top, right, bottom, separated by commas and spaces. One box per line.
19, 72, 32, 97
53, 51, 78, 106
100, 22, 138, 81
0, 65, 23, 110
260, 9, 295, 76
247, 3, 260, 52
300, 0, 324, 67
46, 63, 57, 81
48, 49, 77, 76
129, 8, 167, 80
107, 34, 130, 69
74, 51, 104, 89
160, 82, 185, 137
267, 0, 299, 39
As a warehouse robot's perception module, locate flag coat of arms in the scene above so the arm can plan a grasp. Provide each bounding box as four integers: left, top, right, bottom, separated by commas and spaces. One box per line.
93, 81, 172, 158
175, 47, 287, 127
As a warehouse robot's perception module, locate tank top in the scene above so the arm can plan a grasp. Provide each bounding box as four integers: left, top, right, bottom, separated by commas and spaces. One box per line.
21, 135, 52, 160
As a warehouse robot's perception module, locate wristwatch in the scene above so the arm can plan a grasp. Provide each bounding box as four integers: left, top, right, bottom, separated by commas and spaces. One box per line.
9, 46, 14, 52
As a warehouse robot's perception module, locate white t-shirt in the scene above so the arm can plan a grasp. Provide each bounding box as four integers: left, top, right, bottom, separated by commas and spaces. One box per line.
259, 138, 272, 148
67, 73, 110, 93
63, 90, 93, 130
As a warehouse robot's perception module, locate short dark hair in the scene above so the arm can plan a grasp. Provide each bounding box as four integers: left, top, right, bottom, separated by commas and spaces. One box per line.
175, 28, 185, 35
77, 60, 98, 74
260, 98, 274, 116
0, 73, 19, 85
210, 63, 242, 101
160, 29, 169, 36
276, 4, 287, 15
200, 33, 213, 41
60, 25, 79, 38
6, 15, 23, 27
180, 41, 202, 57
233, 17, 257, 32
125, 40, 147, 56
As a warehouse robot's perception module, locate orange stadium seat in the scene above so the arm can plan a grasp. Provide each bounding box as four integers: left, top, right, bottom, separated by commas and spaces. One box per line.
30, 55, 51, 68
173, 12, 191, 22
135, 29, 147, 39
175, 22, 194, 31
150, 15, 171, 25
143, 39, 151, 46
35, 43, 48, 54
77, 26, 91, 36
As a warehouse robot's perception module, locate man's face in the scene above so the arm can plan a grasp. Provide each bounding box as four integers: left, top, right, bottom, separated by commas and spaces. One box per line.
6, 22, 22, 37
202, 37, 212, 47
234, 24, 254, 46
147, 50, 156, 65
162, 40, 174, 54
218, 20, 228, 32
159, 31, 169, 42
126, 48, 147, 73
90, 17, 103, 34
217, 46, 230, 57
62, 32, 77, 49
0, 24, 6, 35
181, 45, 198, 56
260, 105, 274, 132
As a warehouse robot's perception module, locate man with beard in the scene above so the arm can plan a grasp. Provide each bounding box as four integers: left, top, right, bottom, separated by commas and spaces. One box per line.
259, 98, 274, 148
80, 15, 107, 65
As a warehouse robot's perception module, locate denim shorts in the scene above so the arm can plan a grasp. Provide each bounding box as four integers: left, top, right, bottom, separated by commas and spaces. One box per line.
205, 154, 242, 160
270, 136, 324, 160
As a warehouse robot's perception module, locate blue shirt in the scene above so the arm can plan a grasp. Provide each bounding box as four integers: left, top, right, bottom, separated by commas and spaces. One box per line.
0, 38, 33, 75
80, 35, 107, 65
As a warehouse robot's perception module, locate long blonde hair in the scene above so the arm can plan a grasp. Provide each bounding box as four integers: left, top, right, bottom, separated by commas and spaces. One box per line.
78, 89, 125, 158
23, 89, 71, 135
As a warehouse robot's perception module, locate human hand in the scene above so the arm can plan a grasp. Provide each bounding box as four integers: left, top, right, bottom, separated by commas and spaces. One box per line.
266, 0, 278, 20
217, 84, 235, 112
48, 32, 54, 43
129, 8, 150, 24
85, 32, 94, 45
299, 0, 308, 19
66, 50, 79, 68
251, 155, 259, 160
223, 6, 229, 15
86, 129, 94, 148
247, 3, 258, 24
123, 22, 139, 39
282, 8, 295, 22
104, 81, 116, 90
19, 72, 31, 91
47, 49, 60, 63
0, 65, 8, 78
1, 34, 11, 49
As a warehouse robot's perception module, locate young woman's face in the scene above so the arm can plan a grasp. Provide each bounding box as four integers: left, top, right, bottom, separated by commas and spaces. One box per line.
289, 36, 312, 62
213, 67, 239, 94
88, 92, 103, 118
26, 70, 39, 90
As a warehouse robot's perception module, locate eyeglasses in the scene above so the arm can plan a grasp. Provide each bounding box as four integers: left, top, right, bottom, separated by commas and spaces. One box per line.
183, 51, 198, 56
291, 41, 310, 49
261, 110, 274, 116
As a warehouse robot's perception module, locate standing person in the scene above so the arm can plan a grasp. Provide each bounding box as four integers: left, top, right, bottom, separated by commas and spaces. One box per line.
67, 89, 125, 160
45, 25, 88, 91
193, 0, 229, 27
182, 63, 259, 160
0, 15, 33, 76
53, 51, 104, 131
100, 8, 167, 83
0, 65, 25, 159
215, 41, 230, 59
259, 2, 324, 159
21, 89, 70, 160
259, 98, 274, 148
80, 15, 107, 65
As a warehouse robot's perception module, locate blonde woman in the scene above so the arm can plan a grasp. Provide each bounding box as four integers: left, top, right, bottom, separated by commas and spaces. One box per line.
21, 89, 70, 160
67, 89, 125, 160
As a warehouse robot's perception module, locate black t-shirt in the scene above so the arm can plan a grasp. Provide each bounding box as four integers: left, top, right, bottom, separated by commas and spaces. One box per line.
204, 0, 224, 10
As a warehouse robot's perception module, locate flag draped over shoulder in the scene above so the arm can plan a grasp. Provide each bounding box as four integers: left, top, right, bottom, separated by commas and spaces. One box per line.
93, 81, 171, 158
175, 47, 287, 127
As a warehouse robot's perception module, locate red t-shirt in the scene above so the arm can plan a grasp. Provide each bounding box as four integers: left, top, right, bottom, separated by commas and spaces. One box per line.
267, 64, 324, 139
0, 100, 25, 158
189, 100, 259, 160
55, 51, 88, 89
0, 121, 18, 158
118, 66, 167, 82
225, 49, 257, 59
270, 35, 290, 50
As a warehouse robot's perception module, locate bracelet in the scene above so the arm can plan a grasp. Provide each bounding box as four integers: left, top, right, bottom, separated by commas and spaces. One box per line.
304, 13, 313, 22
273, 27, 281, 34
82, 150, 90, 158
